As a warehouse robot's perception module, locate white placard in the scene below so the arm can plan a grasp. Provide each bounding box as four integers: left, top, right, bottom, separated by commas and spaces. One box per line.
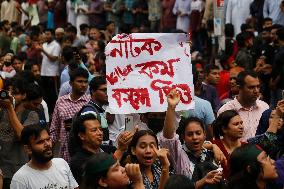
105, 33, 194, 114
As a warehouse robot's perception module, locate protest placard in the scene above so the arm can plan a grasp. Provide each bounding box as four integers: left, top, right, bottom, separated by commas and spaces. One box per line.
105, 33, 194, 114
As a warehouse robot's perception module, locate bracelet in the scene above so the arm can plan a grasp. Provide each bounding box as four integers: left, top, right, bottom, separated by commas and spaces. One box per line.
162, 167, 169, 172
203, 141, 212, 145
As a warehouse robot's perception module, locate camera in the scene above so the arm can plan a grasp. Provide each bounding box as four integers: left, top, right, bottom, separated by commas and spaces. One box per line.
0, 90, 9, 100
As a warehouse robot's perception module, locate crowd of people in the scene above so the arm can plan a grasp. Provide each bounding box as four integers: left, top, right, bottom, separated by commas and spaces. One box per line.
0, 0, 283, 189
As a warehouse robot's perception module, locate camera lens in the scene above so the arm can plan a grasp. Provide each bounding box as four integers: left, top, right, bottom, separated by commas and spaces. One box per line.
0, 90, 8, 99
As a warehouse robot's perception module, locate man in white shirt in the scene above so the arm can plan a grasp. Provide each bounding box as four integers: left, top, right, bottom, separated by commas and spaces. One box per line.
226, 0, 253, 35
173, 0, 191, 32
10, 124, 79, 189
263, 0, 284, 25
37, 28, 61, 114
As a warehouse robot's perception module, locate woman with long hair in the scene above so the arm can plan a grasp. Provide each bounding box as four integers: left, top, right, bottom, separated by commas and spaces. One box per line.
228, 144, 278, 189
160, 89, 223, 189
125, 129, 170, 189
212, 110, 246, 179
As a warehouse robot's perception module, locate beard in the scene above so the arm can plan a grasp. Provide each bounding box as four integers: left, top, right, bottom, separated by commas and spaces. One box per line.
31, 148, 53, 163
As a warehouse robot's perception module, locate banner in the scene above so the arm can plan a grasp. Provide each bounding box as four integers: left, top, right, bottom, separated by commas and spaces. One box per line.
105, 33, 194, 114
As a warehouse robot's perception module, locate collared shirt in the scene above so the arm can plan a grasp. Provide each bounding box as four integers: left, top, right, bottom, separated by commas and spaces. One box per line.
41, 40, 61, 76
50, 94, 90, 162
217, 97, 269, 141
263, 0, 284, 25
183, 96, 215, 127
158, 133, 204, 178
60, 63, 94, 85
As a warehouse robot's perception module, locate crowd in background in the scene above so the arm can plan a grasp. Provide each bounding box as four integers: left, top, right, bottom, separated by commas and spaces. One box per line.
0, 0, 284, 189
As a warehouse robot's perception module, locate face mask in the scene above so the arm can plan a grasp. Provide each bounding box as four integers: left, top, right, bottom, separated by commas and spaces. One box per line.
4, 61, 12, 66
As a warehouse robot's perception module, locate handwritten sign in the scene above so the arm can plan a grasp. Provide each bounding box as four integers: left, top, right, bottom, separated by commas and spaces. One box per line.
106, 33, 194, 114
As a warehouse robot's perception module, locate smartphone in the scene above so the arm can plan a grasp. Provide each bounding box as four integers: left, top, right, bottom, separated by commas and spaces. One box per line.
64, 118, 73, 132
125, 115, 134, 131
282, 90, 284, 99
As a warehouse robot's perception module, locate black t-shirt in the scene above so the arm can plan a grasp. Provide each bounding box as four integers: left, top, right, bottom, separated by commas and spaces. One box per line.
271, 46, 284, 89
70, 146, 116, 185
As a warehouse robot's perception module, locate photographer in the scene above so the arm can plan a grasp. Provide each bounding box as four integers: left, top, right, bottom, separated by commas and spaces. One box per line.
0, 77, 39, 189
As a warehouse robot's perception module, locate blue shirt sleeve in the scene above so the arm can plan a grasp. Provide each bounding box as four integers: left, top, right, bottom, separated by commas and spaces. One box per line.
79, 62, 94, 83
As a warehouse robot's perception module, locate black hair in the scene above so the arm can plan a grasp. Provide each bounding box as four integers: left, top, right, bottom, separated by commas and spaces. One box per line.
66, 25, 77, 34
95, 51, 106, 61
12, 55, 22, 64
271, 24, 283, 30
30, 25, 41, 37
1, 20, 9, 28
178, 117, 205, 136
11, 76, 27, 94
25, 83, 43, 101
11, 21, 18, 29
127, 130, 159, 163
15, 25, 24, 35
192, 65, 198, 86
105, 21, 114, 28
68, 60, 79, 71
236, 70, 258, 88
61, 46, 75, 62
276, 27, 284, 41
165, 175, 195, 189
225, 23, 235, 38
80, 153, 111, 189
262, 26, 272, 32
236, 31, 254, 48
212, 110, 239, 139
15, 52, 27, 62
263, 17, 273, 25
89, 25, 99, 30
44, 28, 55, 36
69, 67, 89, 82
97, 40, 106, 52
228, 144, 262, 189
80, 23, 89, 32
89, 76, 106, 93
204, 64, 219, 76
62, 35, 73, 43
21, 124, 49, 145
72, 113, 99, 147
240, 23, 253, 33
17, 70, 37, 84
